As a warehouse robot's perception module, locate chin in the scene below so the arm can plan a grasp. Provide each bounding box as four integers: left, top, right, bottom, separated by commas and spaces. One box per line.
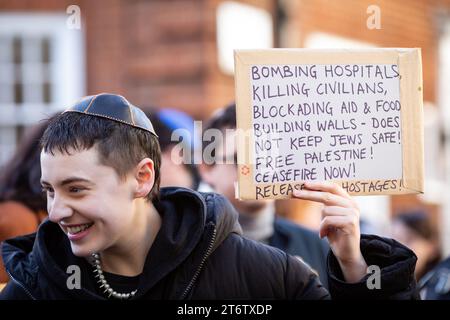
70, 243, 97, 258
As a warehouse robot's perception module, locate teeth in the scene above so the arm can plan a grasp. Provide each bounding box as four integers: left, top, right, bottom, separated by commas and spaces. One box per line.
67, 223, 92, 235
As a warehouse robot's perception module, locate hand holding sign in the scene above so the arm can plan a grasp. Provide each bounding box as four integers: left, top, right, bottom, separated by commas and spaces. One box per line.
293, 181, 367, 283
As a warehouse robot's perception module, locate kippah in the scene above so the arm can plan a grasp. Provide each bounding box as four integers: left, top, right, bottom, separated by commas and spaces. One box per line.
64, 93, 158, 137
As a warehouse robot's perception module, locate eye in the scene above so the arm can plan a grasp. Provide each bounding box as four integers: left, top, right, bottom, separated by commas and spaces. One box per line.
69, 186, 84, 193
41, 186, 54, 197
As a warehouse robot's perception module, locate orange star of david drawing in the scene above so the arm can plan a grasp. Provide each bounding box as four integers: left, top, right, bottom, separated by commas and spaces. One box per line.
241, 165, 250, 176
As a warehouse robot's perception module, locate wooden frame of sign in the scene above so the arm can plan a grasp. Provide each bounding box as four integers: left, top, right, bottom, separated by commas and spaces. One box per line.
234, 48, 423, 200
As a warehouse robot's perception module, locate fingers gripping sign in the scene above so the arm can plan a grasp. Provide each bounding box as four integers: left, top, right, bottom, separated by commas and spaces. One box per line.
293, 181, 368, 283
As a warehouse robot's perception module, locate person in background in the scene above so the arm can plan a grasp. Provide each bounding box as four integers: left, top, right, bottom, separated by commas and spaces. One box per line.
0, 119, 50, 282
146, 108, 201, 190
391, 210, 441, 281
391, 210, 447, 299
418, 254, 450, 300
199, 103, 330, 287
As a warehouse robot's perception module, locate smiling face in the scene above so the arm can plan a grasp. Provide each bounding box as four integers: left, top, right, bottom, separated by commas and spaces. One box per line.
40, 146, 139, 257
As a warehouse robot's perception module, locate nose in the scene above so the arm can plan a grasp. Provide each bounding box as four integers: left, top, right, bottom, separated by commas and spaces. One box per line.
47, 193, 73, 223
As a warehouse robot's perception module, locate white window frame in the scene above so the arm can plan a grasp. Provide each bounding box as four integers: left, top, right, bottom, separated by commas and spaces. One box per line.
0, 13, 85, 165
216, 1, 273, 75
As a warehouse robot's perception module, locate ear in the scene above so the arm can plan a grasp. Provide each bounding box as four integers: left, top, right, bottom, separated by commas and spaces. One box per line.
134, 158, 155, 199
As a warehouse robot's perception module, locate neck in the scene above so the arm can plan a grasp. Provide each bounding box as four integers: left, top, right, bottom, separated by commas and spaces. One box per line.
99, 198, 161, 276
238, 202, 275, 242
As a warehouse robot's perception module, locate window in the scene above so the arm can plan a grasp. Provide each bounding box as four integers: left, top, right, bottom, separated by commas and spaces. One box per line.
0, 13, 85, 165
216, 1, 273, 75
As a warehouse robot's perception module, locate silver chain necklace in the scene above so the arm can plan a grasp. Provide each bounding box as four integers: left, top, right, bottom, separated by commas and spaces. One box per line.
92, 253, 138, 300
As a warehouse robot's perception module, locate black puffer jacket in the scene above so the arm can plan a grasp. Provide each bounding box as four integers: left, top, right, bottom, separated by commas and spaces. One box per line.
418, 256, 450, 300
0, 187, 418, 299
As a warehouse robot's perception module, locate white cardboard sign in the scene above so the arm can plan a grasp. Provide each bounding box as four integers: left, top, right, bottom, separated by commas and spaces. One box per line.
234, 49, 424, 200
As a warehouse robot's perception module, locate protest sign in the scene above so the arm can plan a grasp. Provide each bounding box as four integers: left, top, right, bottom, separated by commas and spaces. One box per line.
234, 49, 423, 200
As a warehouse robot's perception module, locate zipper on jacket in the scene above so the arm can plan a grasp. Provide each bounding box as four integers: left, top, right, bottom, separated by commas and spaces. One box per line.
180, 225, 217, 299
6, 270, 36, 300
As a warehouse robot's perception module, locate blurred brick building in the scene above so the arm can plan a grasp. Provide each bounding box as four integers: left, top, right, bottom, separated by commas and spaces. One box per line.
1, 0, 450, 253
1, 0, 446, 121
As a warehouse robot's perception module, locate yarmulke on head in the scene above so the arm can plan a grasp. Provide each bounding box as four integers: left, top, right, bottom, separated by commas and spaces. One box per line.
42, 92, 162, 201
64, 93, 158, 137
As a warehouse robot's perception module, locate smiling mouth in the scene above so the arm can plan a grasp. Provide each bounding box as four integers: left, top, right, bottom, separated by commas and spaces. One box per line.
66, 223, 94, 235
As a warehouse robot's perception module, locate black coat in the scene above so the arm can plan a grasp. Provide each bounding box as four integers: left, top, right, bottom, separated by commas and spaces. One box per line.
0, 187, 418, 300
269, 218, 329, 287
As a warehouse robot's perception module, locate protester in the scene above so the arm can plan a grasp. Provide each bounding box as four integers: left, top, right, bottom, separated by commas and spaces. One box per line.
0, 120, 50, 283
418, 255, 450, 300
0, 93, 417, 299
199, 103, 330, 286
146, 108, 201, 190
391, 211, 449, 300
391, 210, 441, 281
